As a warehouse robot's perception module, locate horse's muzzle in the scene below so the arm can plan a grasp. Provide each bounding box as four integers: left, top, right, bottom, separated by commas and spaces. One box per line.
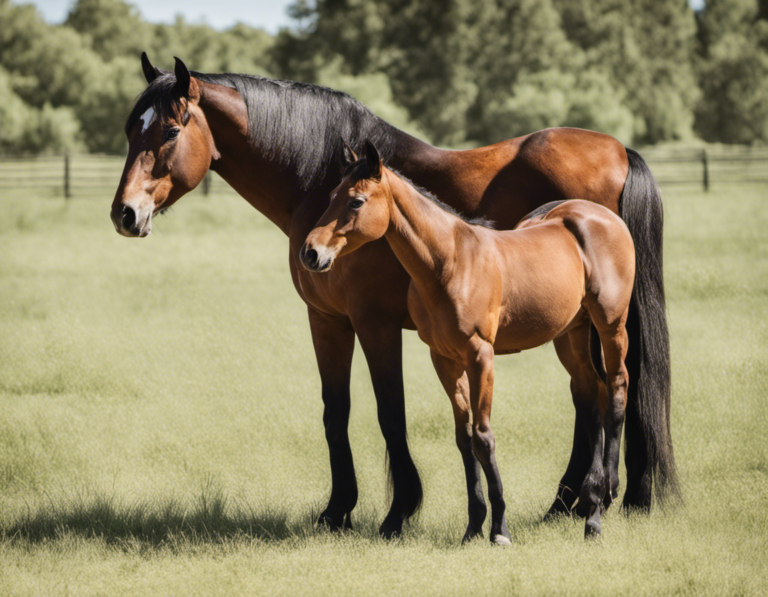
111, 204, 151, 238
300, 243, 333, 272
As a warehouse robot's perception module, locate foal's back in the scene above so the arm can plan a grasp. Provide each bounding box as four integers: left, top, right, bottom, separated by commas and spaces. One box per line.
483, 200, 634, 354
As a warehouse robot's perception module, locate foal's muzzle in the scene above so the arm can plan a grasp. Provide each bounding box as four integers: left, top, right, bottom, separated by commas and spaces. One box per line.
300, 242, 333, 272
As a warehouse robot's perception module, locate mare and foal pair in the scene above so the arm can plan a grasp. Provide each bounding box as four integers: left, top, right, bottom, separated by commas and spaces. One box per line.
113, 56, 678, 545
301, 141, 636, 543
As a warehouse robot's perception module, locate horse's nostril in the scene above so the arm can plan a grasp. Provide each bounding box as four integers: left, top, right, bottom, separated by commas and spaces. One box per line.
305, 248, 319, 268
121, 205, 136, 230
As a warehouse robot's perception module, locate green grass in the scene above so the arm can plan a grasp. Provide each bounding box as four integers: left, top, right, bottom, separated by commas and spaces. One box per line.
1, 181, 767, 596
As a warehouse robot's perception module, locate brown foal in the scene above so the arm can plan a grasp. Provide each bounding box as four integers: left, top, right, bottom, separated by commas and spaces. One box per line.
302, 141, 636, 542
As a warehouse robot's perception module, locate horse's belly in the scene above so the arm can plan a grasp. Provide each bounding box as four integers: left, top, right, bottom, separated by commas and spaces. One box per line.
493, 291, 583, 352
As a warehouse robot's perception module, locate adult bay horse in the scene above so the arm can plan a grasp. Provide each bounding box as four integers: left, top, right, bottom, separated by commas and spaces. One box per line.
110, 54, 678, 537
302, 141, 637, 541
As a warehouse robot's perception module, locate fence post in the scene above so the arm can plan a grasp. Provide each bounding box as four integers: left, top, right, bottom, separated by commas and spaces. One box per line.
702, 149, 709, 192
202, 172, 211, 196
64, 153, 71, 199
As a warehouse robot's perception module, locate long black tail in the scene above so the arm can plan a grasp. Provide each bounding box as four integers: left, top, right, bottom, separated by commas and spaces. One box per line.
619, 147, 681, 510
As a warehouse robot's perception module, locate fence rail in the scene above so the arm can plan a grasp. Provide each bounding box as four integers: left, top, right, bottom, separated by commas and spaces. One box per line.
1, 147, 767, 198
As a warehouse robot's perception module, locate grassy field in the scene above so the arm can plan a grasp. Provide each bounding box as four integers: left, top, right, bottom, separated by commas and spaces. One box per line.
1, 181, 767, 596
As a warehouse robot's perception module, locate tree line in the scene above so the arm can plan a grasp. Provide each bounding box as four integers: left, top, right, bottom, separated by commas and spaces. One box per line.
1, 0, 766, 155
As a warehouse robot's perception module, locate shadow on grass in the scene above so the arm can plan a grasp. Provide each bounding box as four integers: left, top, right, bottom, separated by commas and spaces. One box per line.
0, 488, 359, 549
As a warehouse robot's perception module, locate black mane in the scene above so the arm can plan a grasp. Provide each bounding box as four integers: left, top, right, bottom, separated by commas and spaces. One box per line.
344, 158, 494, 229
126, 71, 398, 192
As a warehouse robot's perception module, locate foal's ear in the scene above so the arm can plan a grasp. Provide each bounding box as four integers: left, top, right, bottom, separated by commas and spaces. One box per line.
140, 52, 161, 84
341, 139, 358, 164
364, 139, 382, 181
173, 56, 191, 100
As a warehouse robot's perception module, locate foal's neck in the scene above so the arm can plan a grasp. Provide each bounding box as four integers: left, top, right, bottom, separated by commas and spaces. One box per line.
383, 173, 469, 292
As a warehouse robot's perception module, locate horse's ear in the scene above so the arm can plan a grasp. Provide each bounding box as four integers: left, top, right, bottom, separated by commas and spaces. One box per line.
141, 52, 160, 84
364, 139, 382, 180
342, 139, 358, 164
173, 56, 191, 99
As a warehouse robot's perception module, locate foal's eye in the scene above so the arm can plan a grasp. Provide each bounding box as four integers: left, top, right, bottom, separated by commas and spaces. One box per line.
349, 198, 364, 210
164, 128, 180, 142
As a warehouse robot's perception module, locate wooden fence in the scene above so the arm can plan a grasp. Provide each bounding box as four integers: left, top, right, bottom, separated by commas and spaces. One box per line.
1, 146, 767, 198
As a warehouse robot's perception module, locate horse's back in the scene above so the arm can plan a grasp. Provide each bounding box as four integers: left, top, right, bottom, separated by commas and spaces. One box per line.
437, 128, 629, 229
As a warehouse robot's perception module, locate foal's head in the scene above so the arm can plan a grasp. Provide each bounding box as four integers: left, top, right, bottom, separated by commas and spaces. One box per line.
301, 140, 391, 272
110, 54, 219, 237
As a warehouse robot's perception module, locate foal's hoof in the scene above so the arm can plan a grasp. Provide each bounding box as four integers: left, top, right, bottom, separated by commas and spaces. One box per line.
491, 534, 512, 546
317, 511, 349, 531
584, 520, 602, 539
379, 518, 403, 540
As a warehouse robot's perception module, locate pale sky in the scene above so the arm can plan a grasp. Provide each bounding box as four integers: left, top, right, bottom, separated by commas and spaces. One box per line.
23, 0, 296, 32
24, 0, 706, 32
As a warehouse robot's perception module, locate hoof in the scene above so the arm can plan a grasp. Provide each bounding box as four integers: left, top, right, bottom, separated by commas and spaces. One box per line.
584, 520, 601, 539
541, 506, 571, 522
491, 534, 512, 546
461, 527, 484, 544
317, 511, 347, 531
379, 518, 403, 540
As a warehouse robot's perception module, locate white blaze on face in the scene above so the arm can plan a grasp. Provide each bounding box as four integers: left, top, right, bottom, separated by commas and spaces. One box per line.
139, 107, 156, 134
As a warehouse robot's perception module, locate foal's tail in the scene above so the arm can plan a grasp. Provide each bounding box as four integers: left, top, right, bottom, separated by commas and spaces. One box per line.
619, 148, 681, 510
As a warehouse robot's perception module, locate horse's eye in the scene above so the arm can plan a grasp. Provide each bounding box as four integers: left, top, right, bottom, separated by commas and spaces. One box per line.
164, 128, 180, 142
349, 198, 364, 210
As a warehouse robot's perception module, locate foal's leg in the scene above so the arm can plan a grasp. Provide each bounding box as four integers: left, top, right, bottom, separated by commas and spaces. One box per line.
308, 308, 357, 530
355, 321, 422, 539
465, 339, 511, 545
545, 335, 598, 518
431, 350, 487, 542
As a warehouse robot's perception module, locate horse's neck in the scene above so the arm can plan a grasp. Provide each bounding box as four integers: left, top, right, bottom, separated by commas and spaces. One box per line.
384, 173, 464, 293
198, 79, 445, 237
198, 81, 299, 234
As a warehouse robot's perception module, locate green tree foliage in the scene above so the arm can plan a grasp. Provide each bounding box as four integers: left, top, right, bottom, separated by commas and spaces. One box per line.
0, 1, 97, 107
0, 0, 278, 154
694, 0, 768, 143
0, 67, 84, 154
272, 0, 704, 146
1, 0, 767, 154
553, 0, 700, 144
65, 0, 149, 61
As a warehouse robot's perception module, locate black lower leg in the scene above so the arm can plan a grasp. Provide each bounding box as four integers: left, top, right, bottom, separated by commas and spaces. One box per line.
472, 430, 510, 545
457, 431, 487, 541
546, 401, 594, 517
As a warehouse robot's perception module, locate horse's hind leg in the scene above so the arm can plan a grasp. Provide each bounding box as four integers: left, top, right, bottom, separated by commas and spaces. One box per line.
431, 350, 487, 543
547, 332, 603, 518
554, 321, 607, 536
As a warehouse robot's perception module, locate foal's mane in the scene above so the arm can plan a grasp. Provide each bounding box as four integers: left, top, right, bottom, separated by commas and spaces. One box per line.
126, 71, 398, 191
344, 158, 495, 229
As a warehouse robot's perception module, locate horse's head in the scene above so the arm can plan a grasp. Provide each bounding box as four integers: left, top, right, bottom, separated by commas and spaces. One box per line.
301, 140, 391, 272
110, 54, 219, 237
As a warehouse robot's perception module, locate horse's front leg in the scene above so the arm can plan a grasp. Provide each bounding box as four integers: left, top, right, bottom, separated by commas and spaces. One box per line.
430, 350, 487, 543
308, 308, 358, 530
465, 339, 511, 546
355, 319, 423, 539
